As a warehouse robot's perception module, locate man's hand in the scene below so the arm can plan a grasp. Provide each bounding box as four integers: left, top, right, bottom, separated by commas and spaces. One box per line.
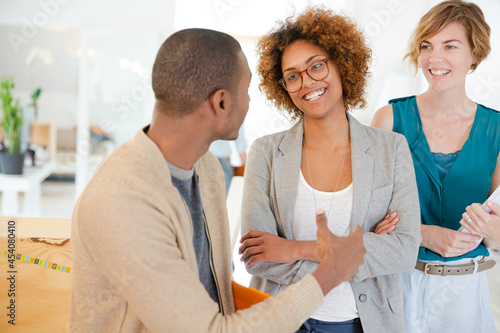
312, 209, 366, 295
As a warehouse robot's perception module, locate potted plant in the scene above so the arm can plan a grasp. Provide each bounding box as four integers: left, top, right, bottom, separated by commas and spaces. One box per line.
0, 75, 24, 174
31, 87, 42, 119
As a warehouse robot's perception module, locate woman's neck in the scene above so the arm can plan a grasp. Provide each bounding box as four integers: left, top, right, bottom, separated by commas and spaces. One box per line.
303, 112, 350, 150
419, 86, 476, 118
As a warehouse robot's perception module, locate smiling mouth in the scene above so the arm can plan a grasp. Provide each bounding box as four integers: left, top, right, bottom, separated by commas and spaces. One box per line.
430, 69, 451, 77
303, 88, 326, 101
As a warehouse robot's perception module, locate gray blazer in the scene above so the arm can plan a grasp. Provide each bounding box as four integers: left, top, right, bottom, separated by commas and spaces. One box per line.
241, 113, 421, 333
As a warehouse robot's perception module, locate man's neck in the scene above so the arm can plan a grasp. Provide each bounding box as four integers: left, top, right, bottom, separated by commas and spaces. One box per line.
147, 104, 213, 170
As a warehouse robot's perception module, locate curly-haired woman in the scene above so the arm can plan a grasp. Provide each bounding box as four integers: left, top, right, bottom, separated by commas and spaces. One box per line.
239, 7, 421, 333
371, 1, 500, 332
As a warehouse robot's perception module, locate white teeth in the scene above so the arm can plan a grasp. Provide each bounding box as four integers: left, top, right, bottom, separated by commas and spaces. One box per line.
304, 89, 326, 101
430, 69, 451, 76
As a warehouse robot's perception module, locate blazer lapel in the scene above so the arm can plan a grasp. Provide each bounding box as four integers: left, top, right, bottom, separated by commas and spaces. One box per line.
275, 120, 304, 240
274, 115, 377, 233
348, 113, 374, 230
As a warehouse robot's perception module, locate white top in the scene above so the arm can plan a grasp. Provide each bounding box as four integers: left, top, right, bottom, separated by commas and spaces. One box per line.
292, 170, 358, 322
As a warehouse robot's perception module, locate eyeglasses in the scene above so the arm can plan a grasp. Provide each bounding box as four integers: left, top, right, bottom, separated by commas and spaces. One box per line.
278, 58, 332, 93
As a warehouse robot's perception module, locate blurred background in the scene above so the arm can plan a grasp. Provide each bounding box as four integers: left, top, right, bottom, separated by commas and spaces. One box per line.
1, 2, 499, 327
0, 0, 499, 213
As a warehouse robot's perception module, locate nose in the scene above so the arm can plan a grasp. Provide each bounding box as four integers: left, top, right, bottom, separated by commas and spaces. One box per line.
429, 48, 443, 63
301, 71, 316, 88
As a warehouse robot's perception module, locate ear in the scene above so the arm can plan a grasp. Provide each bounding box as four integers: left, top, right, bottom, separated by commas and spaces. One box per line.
208, 89, 228, 117
471, 54, 477, 67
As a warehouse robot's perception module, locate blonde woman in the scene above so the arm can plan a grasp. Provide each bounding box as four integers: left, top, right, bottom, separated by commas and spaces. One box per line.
371, 1, 500, 332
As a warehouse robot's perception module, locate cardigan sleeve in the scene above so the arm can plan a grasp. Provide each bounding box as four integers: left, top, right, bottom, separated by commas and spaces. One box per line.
241, 137, 319, 288
70, 152, 324, 333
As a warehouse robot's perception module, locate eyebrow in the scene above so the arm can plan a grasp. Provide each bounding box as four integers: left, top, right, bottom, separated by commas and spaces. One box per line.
421, 39, 463, 44
283, 55, 322, 73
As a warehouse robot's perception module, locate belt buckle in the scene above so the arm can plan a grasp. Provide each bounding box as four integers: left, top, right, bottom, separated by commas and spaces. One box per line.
424, 262, 440, 276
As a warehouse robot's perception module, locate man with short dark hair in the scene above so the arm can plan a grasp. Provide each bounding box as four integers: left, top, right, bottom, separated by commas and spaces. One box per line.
70, 28, 365, 332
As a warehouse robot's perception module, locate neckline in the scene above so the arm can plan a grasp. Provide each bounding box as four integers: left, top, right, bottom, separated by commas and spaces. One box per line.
413, 96, 479, 154
411, 96, 480, 184
299, 170, 353, 195
431, 150, 460, 158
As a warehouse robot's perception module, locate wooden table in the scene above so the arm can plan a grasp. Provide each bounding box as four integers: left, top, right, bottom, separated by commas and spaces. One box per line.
0, 216, 71, 332
0, 162, 54, 217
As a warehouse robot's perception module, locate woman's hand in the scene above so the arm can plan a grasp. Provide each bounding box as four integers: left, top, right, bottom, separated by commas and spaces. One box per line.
374, 212, 399, 234
421, 224, 481, 257
239, 230, 317, 267
361, 212, 398, 280
461, 202, 500, 248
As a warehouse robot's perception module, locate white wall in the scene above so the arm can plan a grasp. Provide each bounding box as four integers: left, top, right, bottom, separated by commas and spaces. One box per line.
0, 25, 78, 128
1, 0, 499, 149
176, 0, 500, 144
0, 0, 176, 192
0, 0, 175, 130
0, 0, 175, 30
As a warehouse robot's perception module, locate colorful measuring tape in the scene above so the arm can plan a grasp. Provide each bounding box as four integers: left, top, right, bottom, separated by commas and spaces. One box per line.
3, 250, 71, 273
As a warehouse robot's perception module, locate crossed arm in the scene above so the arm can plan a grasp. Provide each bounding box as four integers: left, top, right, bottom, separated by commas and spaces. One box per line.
457, 152, 500, 249
240, 136, 420, 284
423, 152, 500, 255
239, 212, 399, 267
371, 105, 497, 256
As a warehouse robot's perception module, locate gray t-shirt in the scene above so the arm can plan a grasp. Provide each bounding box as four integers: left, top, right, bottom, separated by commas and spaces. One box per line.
167, 161, 220, 306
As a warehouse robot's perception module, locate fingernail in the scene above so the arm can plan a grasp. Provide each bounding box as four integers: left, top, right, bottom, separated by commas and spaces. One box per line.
317, 209, 325, 215
487, 201, 493, 207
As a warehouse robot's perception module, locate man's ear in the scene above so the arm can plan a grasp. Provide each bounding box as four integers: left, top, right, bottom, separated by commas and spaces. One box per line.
208, 89, 227, 116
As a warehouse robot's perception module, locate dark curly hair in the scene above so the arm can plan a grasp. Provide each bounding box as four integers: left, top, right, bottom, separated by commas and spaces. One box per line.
256, 7, 372, 119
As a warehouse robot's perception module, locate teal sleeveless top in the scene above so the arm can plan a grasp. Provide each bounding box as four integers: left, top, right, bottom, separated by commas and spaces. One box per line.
390, 96, 500, 261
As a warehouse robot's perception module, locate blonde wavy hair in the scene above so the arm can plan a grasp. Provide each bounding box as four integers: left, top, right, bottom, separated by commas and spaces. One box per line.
405, 0, 490, 74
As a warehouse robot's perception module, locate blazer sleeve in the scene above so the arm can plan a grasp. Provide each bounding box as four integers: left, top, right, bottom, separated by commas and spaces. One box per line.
241, 138, 319, 286
352, 135, 421, 281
